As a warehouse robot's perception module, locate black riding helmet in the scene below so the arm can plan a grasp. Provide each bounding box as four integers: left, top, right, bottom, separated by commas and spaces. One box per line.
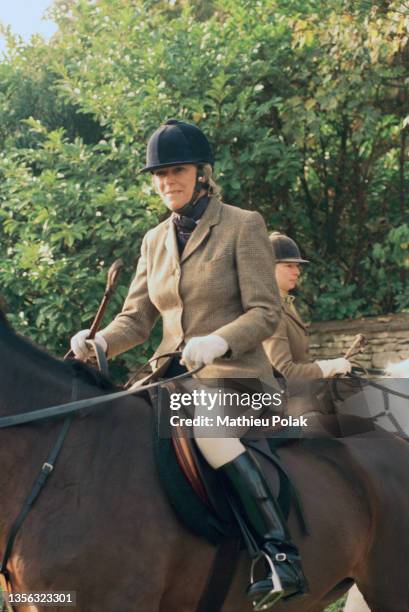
140, 119, 214, 173
269, 232, 309, 263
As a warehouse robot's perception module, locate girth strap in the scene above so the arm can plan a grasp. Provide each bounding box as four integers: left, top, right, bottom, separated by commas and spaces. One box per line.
195, 535, 241, 612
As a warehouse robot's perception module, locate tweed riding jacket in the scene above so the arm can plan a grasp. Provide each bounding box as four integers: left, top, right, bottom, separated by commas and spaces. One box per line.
102, 196, 281, 380
263, 298, 322, 380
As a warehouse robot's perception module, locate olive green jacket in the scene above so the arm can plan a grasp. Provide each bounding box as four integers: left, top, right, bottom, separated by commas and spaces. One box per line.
102, 196, 281, 380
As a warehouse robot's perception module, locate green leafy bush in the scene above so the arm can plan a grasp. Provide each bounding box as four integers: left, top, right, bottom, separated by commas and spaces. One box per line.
0, 0, 407, 374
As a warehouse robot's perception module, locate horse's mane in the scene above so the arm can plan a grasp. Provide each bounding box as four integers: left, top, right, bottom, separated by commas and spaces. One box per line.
0, 306, 116, 391
67, 360, 117, 391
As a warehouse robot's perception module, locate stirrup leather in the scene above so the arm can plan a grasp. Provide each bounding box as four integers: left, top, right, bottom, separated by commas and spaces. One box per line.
249, 551, 284, 611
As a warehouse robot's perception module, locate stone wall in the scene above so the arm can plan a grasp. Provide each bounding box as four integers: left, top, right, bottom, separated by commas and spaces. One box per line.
308, 313, 409, 370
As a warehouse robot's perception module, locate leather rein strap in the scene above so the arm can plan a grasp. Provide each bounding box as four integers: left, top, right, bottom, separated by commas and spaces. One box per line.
0, 352, 238, 612
0, 353, 201, 430
0, 353, 200, 586
349, 369, 409, 400
0, 353, 211, 590
87, 340, 109, 378
0, 377, 79, 583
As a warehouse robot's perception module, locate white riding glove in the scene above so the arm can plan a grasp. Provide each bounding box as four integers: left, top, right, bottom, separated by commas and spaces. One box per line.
70, 329, 108, 361
315, 357, 352, 378
181, 335, 229, 369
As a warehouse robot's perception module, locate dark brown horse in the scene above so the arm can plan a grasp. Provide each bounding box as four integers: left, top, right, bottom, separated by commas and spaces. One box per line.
0, 309, 408, 612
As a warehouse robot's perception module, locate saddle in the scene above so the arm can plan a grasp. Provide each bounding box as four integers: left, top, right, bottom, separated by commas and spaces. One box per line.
150, 383, 308, 545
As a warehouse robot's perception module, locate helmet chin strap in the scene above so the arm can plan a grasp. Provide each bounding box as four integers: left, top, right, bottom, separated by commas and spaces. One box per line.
177, 167, 209, 216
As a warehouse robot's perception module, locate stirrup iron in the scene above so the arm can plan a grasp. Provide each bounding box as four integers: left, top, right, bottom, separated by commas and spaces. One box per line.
249, 551, 284, 611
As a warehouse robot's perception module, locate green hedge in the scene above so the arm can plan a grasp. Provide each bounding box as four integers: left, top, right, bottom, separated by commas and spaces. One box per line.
0, 0, 407, 374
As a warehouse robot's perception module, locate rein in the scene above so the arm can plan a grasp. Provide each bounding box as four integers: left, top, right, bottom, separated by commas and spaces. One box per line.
0, 352, 200, 591
0, 350, 230, 612
0, 352, 200, 430
337, 369, 409, 439
349, 368, 409, 401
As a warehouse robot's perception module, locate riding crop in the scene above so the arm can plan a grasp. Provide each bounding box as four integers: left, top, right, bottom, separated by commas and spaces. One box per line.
344, 333, 366, 360
64, 258, 124, 372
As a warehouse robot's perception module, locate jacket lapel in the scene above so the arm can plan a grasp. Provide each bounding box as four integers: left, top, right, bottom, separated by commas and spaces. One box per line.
180, 196, 222, 264
165, 219, 180, 265
282, 302, 307, 331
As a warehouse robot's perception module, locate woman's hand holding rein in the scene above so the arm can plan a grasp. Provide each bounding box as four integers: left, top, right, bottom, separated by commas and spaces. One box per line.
70, 329, 107, 361
181, 335, 229, 369
315, 357, 352, 378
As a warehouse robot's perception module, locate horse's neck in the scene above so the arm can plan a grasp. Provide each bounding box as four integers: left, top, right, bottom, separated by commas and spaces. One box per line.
0, 335, 72, 417
0, 333, 77, 542
0, 328, 176, 578
0, 327, 163, 540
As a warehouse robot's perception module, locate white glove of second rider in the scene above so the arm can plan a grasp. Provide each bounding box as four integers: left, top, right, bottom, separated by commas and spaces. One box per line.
315, 357, 352, 378
181, 335, 229, 369
70, 329, 108, 361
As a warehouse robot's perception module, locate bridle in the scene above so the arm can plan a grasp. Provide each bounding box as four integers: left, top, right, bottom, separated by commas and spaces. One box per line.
0, 351, 200, 583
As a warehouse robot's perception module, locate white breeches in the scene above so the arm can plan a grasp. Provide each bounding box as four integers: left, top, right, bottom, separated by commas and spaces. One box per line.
175, 378, 275, 469
194, 436, 245, 469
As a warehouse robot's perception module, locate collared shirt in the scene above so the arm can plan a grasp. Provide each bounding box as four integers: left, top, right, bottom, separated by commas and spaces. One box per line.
172, 195, 209, 254
280, 290, 299, 318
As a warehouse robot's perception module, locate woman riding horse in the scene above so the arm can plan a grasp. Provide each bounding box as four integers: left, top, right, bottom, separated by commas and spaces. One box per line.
263, 232, 352, 383
2, 298, 408, 609
263, 233, 357, 424
71, 120, 307, 609
264, 233, 370, 612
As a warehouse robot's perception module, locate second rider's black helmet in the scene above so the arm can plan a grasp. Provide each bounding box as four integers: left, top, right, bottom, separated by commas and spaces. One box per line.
269, 232, 310, 263
140, 119, 214, 173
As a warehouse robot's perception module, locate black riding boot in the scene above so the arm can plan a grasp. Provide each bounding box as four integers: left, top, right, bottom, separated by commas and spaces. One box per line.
220, 451, 308, 610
